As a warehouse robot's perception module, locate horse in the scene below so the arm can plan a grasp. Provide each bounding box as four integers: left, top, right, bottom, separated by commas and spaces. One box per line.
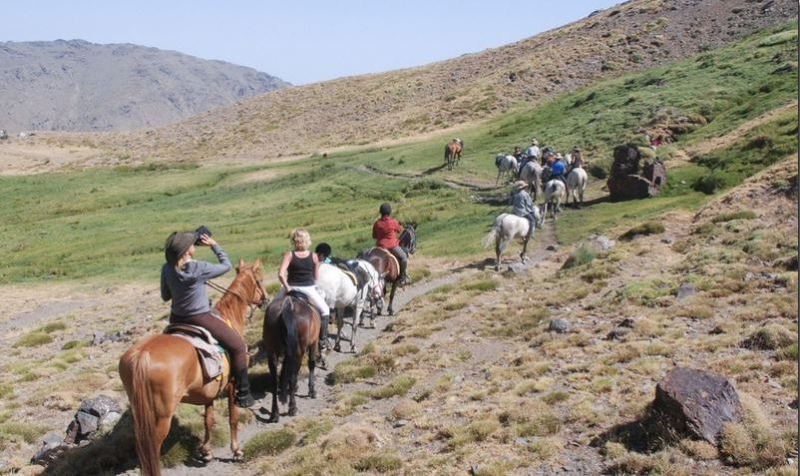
444, 138, 463, 170
316, 259, 382, 353
495, 154, 519, 186
118, 259, 266, 475
358, 224, 416, 316
262, 291, 321, 423
519, 160, 543, 202
542, 179, 567, 221
482, 210, 543, 271
566, 167, 588, 208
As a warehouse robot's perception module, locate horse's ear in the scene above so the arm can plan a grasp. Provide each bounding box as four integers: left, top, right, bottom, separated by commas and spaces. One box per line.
237, 257, 245, 272
253, 258, 262, 272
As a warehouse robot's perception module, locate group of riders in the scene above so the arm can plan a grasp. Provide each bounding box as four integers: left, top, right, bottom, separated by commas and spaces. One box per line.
160, 202, 410, 409
509, 137, 586, 241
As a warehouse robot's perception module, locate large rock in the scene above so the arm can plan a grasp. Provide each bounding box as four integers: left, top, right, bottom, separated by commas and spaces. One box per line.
607, 144, 667, 200
654, 367, 741, 444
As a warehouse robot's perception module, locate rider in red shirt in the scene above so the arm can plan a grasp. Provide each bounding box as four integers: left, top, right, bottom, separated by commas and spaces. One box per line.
372, 203, 410, 285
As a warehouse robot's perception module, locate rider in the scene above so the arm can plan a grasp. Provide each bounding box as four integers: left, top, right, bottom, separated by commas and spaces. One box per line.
519, 138, 540, 177
161, 230, 255, 408
546, 150, 567, 185
276, 228, 332, 354
314, 242, 332, 264
567, 146, 584, 174
373, 202, 411, 286
510, 181, 537, 240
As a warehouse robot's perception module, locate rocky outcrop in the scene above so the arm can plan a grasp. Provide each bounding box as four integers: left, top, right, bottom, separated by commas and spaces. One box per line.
607, 144, 667, 200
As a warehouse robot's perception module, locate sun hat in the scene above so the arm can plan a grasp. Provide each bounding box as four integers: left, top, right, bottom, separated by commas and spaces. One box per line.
513, 180, 528, 190
165, 231, 195, 265
531, 138, 539, 145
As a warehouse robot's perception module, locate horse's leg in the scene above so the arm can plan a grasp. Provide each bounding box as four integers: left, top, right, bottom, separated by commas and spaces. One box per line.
199, 403, 216, 462
494, 237, 502, 272
333, 308, 343, 352
307, 344, 317, 399
267, 353, 280, 423
387, 281, 398, 316
351, 302, 363, 353
227, 384, 243, 460
288, 355, 299, 416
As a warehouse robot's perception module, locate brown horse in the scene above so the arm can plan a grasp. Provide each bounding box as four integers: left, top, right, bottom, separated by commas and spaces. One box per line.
262, 293, 320, 423
444, 138, 463, 170
118, 259, 266, 476
358, 224, 416, 316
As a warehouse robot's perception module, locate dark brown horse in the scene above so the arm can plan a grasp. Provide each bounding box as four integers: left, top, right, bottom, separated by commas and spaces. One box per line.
444, 138, 463, 170
118, 259, 266, 476
262, 293, 320, 423
358, 224, 416, 316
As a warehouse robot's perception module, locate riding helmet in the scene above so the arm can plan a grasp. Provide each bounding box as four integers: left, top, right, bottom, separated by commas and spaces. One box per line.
315, 242, 332, 259
379, 203, 392, 216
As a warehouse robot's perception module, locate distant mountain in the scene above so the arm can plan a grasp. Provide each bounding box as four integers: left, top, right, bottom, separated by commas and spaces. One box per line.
0, 39, 290, 132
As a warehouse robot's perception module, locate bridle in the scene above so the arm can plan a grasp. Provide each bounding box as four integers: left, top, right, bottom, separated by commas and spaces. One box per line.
207, 269, 268, 321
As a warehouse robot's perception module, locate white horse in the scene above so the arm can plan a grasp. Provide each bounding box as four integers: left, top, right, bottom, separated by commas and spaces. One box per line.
481, 210, 543, 272
316, 260, 383, 353
542, 179, 566, 221
519, 160, 543, 202
494, 154, 519, 186
566, 167, 588, 208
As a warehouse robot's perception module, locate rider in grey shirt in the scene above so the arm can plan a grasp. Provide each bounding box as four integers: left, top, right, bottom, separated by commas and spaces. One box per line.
161, 242, 231, 316
510, 180, 537, 240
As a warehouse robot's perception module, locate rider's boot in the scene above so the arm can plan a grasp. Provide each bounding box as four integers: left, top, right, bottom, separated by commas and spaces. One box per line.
318, 313, 331, 354
399, 261, 411, 286
234, 369, 255, 408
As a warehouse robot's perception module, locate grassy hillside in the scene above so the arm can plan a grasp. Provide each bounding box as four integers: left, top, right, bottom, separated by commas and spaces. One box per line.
0, 21, 797, 476
0, 21, 795, 284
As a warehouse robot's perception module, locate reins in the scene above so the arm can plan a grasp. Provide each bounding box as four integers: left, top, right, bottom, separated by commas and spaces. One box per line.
206, 272, 266, 322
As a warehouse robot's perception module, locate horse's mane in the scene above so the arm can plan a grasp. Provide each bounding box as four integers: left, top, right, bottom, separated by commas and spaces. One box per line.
214, 265, 259, 327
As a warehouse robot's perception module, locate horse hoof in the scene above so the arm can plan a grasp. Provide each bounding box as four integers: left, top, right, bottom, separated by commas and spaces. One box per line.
309, 391, 317, 399
333, 343, 341, 352
268, 416, 279, 424
288, 408, 298, 417
233, 450, 244, 461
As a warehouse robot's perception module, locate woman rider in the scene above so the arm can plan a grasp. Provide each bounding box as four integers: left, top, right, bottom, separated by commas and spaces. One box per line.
161, 230, 255, 408
274, 228, 332, 353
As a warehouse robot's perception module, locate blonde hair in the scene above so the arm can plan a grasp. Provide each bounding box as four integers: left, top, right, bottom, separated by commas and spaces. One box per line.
290, 228, 311, 251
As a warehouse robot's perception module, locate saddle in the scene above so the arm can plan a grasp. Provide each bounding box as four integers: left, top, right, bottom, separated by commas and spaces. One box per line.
370, 247, 400, 280
329, 257, 360, 288
164, 323, 225, 380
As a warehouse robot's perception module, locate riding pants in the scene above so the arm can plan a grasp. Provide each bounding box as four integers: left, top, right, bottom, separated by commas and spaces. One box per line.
170, 311, 248, 374
388, 246, 409, 278
274, 285, 330, 321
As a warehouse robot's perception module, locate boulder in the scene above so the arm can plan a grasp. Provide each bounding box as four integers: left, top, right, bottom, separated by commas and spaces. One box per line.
607, 144, 667, 200
654, 367, 741, 444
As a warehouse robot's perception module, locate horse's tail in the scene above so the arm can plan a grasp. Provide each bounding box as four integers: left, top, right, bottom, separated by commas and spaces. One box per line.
279, 297, 299, 404
125, 350, 161, 476
482, 216, 502, 249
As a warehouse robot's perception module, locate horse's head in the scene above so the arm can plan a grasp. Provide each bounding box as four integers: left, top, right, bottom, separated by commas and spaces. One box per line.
236, 258, 268, 309
399, 224, 417, 255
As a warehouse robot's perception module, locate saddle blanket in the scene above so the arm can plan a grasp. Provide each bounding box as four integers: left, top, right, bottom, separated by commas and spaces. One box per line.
164, 323, 225, 380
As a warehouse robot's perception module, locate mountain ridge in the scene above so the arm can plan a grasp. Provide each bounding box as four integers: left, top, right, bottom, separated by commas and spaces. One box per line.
0, 39, 290, 133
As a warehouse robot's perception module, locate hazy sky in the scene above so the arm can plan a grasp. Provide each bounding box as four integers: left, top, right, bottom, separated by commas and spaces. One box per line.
5, 1, 623, 85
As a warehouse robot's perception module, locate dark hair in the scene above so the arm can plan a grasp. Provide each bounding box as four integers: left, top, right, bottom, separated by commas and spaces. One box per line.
379, 203, 392, 216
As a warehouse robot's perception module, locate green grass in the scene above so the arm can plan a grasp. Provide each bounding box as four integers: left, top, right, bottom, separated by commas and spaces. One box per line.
0, 21, 795, 285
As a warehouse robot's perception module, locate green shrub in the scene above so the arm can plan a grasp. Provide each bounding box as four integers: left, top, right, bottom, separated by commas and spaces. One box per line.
619, 222, 666, 241
243, 428, 296, 460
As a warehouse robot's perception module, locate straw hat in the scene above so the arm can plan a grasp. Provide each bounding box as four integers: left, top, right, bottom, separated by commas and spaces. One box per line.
513, 180, 528, 190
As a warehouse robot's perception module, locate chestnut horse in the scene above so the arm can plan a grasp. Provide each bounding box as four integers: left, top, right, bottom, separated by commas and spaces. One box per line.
358, 224, 416, 316
118, 259, 266, 476
262, 293, 320, 423
444, 138, 463, 170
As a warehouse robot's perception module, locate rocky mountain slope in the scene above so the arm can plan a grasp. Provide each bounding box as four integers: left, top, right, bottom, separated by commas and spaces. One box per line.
79, 0, 796, 164
0, 40, 289, 133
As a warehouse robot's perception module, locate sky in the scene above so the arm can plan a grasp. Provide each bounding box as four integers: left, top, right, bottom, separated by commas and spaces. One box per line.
5, 1, 623, 85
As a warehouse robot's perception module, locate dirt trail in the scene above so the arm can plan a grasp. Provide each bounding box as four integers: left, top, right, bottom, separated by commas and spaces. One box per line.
151, 219, 558, 476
